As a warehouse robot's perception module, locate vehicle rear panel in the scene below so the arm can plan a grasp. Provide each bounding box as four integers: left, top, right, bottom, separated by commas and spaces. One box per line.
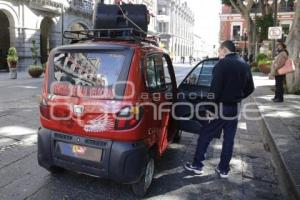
40, 42, 150, 141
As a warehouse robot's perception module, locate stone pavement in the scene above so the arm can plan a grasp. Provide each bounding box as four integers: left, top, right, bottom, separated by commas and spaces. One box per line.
253, 73, 300, 200
0, 70, 284, 200
0, 72, 44, 88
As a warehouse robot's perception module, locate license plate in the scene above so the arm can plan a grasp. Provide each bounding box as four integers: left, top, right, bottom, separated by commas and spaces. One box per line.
57, 142, 102, 162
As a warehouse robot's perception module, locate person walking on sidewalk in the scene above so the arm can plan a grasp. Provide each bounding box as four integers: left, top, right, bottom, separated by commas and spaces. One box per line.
270, 42, 289, 103
184, 40, 255, 178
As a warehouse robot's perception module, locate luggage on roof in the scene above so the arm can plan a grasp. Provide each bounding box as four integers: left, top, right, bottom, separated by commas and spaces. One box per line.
93, 4, 149, 34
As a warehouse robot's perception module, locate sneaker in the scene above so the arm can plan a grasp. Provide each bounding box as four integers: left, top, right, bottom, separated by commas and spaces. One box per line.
184, 163, 204, 175
215, 167, 229, 178
272, 98, 284, 103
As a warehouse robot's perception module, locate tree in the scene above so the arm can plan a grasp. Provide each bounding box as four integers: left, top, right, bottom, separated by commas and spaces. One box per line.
286, 0, 300, 92
259, 0, 272, 16
222, 0, 256, 56
255, 14, 273, 42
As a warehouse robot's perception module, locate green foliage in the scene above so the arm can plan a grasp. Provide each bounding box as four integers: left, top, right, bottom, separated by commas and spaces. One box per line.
28, 65, 44, 78
221, 0, 248, 8
294, 85, 300, 95
221, 0, 235, 6
250, 62, 258, 68
258, 59, 272, 65
255, 14, 274, 41
6, 47, 19, 63
256, 53, 268, 62
251, 67, 260, 72
30, 40, 39, 65
42, 62, 47, 70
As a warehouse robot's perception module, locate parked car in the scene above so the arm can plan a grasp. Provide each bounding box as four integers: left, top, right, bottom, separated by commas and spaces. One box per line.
38, 3, 221, 196
38, 28, 185, 197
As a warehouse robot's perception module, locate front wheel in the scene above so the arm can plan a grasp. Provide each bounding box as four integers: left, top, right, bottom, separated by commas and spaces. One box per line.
46, 165, 65, 174
131, 154, 155, 196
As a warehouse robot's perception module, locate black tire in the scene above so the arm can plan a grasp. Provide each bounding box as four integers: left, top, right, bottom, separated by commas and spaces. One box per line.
131, 153, 155, 197
47, 166, 65, 174
173, 130, 182, 143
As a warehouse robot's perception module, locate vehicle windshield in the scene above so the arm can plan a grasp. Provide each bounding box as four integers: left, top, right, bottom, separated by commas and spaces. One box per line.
50, 51, 130, 99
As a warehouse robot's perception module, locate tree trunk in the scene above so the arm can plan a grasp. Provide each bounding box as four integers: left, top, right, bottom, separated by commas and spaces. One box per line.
260, 0, 273, 16
286, 0, 300, 92
228, 0, 256, 57
245, 15, 256, 57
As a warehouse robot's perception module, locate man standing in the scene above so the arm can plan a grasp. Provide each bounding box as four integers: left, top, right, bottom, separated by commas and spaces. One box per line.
184, 40, 255, 178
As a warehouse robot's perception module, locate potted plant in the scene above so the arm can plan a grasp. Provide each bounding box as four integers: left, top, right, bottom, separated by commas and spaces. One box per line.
6, 47, 19, 79
258, 59, 272, 74
28, 40, 44, 78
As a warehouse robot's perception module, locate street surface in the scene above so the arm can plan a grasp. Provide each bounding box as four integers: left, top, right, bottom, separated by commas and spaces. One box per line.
0, 65, 283, 200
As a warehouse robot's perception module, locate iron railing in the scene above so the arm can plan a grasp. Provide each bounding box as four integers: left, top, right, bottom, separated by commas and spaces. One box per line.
69, 0, 94, 15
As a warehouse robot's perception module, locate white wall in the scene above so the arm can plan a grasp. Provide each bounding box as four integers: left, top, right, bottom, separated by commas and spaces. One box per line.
0, 0, 93, 70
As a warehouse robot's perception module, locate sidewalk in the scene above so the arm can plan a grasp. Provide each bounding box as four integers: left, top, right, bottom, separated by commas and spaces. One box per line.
252, 73, 300, 200
168, 96, 282, 200
0, 72, 44, 88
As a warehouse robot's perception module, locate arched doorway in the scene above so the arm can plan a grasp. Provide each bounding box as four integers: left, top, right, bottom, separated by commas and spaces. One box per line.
0, 10, 10, 71
69, 23, 88, 41
40, 17, 54, 64
70, 23, 88, 31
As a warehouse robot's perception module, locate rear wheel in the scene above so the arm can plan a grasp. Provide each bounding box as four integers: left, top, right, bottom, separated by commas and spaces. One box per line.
131, 153, 155, 197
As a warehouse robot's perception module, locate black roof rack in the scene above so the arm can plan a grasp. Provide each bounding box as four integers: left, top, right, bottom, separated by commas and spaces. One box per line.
63, 28, 159, 46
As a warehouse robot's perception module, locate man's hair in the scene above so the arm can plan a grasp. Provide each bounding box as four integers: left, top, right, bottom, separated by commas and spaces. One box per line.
220, 40, 236, 52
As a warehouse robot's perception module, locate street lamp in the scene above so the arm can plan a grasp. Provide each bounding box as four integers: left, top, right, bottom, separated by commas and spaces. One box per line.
267, 0, 279, 58
61, 3, 65, 45
253, 0, 259, 62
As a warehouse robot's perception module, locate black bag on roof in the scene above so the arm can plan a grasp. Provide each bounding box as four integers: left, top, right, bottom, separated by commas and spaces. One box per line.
93, 4, 149, 33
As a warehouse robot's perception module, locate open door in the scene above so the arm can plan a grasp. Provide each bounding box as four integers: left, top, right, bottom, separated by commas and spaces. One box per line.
174, 58, 219, 134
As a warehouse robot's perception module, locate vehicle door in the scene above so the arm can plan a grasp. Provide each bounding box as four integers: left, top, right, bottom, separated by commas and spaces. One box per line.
143, 53, 175, 155
174, 58, 219, 134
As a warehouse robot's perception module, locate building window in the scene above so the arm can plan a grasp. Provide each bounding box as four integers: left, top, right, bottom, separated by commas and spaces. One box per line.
163, 23, 168, 33
232, 25, 241, 41
158, 22, 168, 33
281, 24, 290, 41
159, 22, 163, 32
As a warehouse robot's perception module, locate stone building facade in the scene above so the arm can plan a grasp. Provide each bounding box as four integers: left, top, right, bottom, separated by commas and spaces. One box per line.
156, 0, 194, 62
0, 0, 94, 71
219, 1, 297, 53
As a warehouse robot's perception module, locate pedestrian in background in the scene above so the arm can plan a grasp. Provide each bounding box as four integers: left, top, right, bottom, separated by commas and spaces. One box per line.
184, 40, 254, 178
189, 55, 193, 65
270, 42, 289, 103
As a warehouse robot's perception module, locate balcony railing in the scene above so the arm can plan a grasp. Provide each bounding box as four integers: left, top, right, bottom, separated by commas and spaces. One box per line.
69, 0, 94, 16
229, 3, 295, 14
26, 0, 62, 13
278, 4, 295, 12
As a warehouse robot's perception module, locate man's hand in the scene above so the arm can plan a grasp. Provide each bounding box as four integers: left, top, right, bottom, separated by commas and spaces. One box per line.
206, 110, 216, 122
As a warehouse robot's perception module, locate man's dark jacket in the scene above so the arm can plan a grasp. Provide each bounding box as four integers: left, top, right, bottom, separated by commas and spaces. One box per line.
209, 53, 255, 104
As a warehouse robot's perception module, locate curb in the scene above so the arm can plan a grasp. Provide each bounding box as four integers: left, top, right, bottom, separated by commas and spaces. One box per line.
253, 96, 300, 200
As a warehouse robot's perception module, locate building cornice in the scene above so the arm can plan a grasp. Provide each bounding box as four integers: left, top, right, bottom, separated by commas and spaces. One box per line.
20, 0, 94, 17
220, 11, 295, 18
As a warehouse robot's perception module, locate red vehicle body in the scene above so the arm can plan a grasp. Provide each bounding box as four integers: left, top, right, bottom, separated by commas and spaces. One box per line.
38, 39, 181, 196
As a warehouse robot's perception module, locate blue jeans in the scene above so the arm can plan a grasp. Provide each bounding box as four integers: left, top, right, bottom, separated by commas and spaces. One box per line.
193, 104, 239, 173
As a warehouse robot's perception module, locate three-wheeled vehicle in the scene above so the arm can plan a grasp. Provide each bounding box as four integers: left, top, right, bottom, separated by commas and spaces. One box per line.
37, 3, 219, 196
